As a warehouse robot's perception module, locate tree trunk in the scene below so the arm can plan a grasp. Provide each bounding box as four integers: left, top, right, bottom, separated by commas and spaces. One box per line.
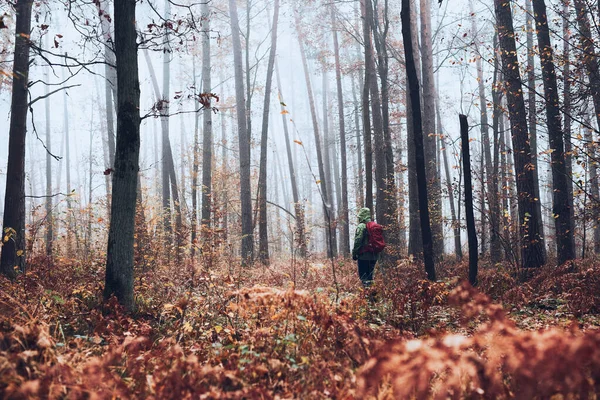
525, 0, 546, 259
295, 11, 335, 259
97, 0, 117, 168
491, 33, 503, 262
479, 139, 486, 256
532, 0, 575, 264
563, 0, 576, 256
63, 66, 74, 256
370, 0, 399, 260
364, 0, 388, 235
0, 0, 33, 278
495, 0, 545, 270
420, 0, 443, 260
222, 110, 229, 242
397, 138, 408, 255
191, 57, 200, 259
460, 115, 478, 285
143, 46, 182, 260
229, 0, 254, 264
201, 0, 213, 242
360, 0, 374, 214
245, 0, 253, 148
402, 0, 435, 280
104, 0, 141, 310
87, 112, 94, 255
407, 0, 423, 258
331, 5, 350, 256
499, 107, 512, 262
161, 1, 173, 248
257, 0, 280, 265
322, 72, 338, 257
168, 149, 183, 261
351, 72, 365, 207
44, 36, 54, 260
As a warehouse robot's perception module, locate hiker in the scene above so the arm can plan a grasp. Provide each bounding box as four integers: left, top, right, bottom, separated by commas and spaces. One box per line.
352, 207, 385, 288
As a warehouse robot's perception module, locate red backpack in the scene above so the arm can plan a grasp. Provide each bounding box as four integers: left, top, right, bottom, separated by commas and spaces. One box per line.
360, 221, 386, 254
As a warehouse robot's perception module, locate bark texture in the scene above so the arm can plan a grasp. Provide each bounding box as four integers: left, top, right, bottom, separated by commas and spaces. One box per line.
0, 0, 33, 278
402, 0, 435, 280
104, 0, 141, 310
495, 0, 545, 270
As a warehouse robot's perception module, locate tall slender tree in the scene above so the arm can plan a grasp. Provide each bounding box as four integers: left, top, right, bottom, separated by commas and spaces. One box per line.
229, 0, 254, 263
460, 115, 478, 285
420, 0, 443, 260
322, 71, 338, 257
407, 0, 423, 257
191, 56, 200, 259
360, 0, 374, 214
532, 0, 574, 264
44, 36, 54, 259
96, 0, 116, 169
104, 0, 141, 310
495, 0, 545, 270
257, 0, 280, 264
331, 4, 350, 256
200, 0, 213, 239
402, 0, 435, 280
525, 0, 545, 257
0, 0, 34, 278
562, 0, 576, 255
351, 72, 365, 208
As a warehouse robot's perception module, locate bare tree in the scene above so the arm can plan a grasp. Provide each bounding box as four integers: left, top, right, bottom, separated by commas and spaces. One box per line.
191, 56, 200, 259
0, 0, 33, 278
200, 0, 213, 241
402, 0, 435, 280
407, 0, 423, 258
360, 0, 374, 214
257, 0, 280, 265
330, 5, 350, 256
420, 0, 443, 260
104, 0, 141, 310
229, 0, 254, 264
495, 0, 545, 270
460, 115, 478, 285
321, 72, 338, 258
96, 0, 116, 169
44, 36, 54, 259
562, 0, 576, 255
532, 0, 575, 263
525, 0, 546, 258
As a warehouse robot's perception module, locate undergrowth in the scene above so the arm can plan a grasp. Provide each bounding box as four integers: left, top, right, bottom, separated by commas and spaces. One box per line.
1, 253, 600, 398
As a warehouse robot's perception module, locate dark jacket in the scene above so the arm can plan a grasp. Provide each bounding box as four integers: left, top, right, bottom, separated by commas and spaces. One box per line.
352, 208, 378, 261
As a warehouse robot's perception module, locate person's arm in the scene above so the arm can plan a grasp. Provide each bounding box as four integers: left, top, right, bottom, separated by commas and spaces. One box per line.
352, 223, 366, 259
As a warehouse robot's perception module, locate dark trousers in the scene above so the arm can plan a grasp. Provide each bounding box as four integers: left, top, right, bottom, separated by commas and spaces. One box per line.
357, 259, 377, 287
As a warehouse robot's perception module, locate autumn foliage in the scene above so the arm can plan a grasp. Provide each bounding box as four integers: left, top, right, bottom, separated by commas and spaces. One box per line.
1, 256, 600, 398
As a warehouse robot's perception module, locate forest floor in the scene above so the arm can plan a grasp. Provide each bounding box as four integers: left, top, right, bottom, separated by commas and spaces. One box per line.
2, 251, 600, 399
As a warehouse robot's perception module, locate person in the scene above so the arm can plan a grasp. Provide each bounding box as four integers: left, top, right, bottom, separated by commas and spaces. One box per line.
352, 207, 379, 288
